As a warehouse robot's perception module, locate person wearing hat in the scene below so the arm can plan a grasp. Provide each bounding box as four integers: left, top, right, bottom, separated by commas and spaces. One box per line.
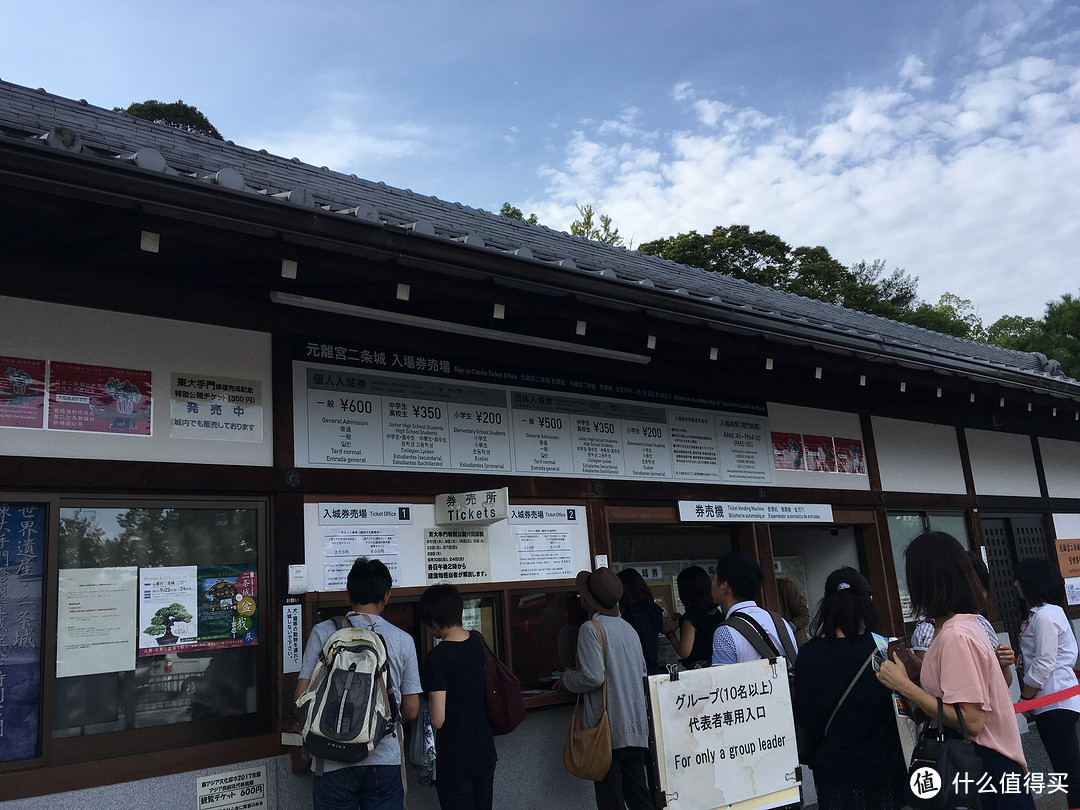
556, 567, 652, 810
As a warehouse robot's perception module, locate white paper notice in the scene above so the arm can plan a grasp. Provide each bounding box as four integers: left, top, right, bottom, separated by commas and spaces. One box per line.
323, 528, 401, 589
652, 659, 799, 808
138, 566, 199, 654
424, 527, 491, 584
57, 567, 138, 677
516, 527, 573, 579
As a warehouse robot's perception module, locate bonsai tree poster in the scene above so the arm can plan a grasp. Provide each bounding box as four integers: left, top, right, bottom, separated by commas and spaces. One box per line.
138, 566, 198, 655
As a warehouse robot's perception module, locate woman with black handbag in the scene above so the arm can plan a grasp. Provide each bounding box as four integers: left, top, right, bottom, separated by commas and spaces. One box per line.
793, 567, 907, 810
876, 531, 1033, 810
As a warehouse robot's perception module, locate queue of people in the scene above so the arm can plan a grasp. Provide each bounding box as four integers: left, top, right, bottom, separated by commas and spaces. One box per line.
297, 538, 1080, 810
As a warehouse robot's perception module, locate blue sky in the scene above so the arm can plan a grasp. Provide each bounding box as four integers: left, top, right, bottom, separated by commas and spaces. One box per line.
4, 0, 1079, 323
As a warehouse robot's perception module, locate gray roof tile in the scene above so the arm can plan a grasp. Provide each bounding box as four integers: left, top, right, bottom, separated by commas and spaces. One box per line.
0, 79, 1074, 391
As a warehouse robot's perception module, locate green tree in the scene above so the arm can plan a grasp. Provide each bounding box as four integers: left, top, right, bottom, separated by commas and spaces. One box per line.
902, 293, 986, 341
570, 204, 623, 247
987, 293, 1080, 379
117, 100, 223, 140
499, 202, 538, 225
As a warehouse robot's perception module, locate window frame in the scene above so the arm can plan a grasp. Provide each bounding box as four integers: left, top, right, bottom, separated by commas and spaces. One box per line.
0, 493, 270, 773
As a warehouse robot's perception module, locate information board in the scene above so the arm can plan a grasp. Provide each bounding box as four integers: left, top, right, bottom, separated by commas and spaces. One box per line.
295, 362, 773, 485
647, 660, 800, 810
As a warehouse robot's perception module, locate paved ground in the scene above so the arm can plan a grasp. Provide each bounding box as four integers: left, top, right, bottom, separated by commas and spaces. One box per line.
802, 726, 1073, 810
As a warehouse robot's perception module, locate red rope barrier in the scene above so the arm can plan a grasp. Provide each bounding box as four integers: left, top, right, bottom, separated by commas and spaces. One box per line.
1013, 673, 1080, 713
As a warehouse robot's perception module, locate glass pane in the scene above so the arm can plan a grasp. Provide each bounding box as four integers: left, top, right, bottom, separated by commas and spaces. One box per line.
54, 506, 260, 738
928, 513, 970, 546
887, 513, 927, 621
507, 589, 579, 691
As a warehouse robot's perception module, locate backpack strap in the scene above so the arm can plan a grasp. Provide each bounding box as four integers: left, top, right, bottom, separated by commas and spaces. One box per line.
765, 609, 798, 664
722, 613, 781, 660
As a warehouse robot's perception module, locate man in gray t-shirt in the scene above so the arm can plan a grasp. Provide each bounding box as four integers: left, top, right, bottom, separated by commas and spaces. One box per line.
295, 558, 421, 810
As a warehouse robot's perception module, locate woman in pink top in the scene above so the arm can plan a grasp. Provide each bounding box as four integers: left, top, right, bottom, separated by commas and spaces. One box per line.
877, 531, 1034, 810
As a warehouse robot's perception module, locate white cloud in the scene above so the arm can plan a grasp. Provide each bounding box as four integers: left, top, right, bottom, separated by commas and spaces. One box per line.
533, 8, 1080, 323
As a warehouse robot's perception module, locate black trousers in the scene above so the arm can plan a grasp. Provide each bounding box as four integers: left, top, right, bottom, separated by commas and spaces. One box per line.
593, 746, 654, 810
1033, 708, 1080, 809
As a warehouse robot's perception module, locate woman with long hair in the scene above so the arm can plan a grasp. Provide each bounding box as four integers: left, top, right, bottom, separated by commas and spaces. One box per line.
665, 565, 720, 669
616, 568, 665, 675
417, 583, 497, 810
876, 531, 1033, 810
1015, 557, 1080, 809
793, 567, 906, 809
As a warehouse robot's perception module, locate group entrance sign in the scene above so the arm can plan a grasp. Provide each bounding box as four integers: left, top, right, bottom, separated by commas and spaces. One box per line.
647, 659, 800, 810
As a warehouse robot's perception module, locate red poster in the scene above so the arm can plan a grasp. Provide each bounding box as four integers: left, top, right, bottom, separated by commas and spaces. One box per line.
48, 362, 152, 435
0, 356, 46, 429
803, 434, 838, 472
771, 432, 805, 470
834, 437, 867, 474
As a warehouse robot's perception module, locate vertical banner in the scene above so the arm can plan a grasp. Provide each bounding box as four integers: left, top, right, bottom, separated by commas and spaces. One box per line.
0, 503, 45, 763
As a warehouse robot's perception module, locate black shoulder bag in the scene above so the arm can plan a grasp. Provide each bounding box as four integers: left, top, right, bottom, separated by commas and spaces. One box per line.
907, 697, 983, 810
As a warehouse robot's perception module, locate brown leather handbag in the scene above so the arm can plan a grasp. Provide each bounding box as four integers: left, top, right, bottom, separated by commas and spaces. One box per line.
562, 621, 613, 781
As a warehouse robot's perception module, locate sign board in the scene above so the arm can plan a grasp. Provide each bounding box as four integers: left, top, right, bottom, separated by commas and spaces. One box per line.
647, 660, 800, 810
678, 501, 833, 523
196, 766, 266, 810
435, 487, 509, 525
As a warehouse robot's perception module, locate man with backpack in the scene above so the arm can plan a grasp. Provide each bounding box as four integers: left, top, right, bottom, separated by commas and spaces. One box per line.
711, 552, 798, 668
294, 557, 421, 810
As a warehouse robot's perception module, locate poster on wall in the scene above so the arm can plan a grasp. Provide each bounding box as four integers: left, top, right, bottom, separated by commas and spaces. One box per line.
802, 435, 838, 472
0, 503, 45, 763
516, 527, 573, 579
138, 564, 258, 655
0, 356, 46, 430
324, 528, 401, 589
1055, 535, 1080, 605
834, 437, 867, 474
48, 361, 152, 435
169, 373, 263, 442
56, 567, 137, 678
138, 566, 198, 654
425, 527, 491, 584
770, 432, 805, 470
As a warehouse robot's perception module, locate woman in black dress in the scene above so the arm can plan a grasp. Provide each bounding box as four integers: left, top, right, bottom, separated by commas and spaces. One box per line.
666, 565, 720, 669
417, 584, 498, 810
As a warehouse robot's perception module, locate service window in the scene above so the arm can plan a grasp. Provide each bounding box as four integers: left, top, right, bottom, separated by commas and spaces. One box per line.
887, 511, 971, 621
52, 501, 266, 750
507, 588, 577, 690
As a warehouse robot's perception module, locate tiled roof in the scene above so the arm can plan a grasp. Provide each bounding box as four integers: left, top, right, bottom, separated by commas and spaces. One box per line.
1, 79, 1075, 394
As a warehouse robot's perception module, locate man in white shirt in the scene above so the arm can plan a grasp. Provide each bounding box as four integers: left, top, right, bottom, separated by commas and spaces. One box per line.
711, 552, 797, 666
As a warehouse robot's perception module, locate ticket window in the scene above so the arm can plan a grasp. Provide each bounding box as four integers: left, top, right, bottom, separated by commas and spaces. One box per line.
770, 525, 861, 626
610, 524, 735, 670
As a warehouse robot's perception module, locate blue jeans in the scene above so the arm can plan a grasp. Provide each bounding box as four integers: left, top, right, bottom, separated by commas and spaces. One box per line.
312, 764, 404, 810
434, 762, 496, 810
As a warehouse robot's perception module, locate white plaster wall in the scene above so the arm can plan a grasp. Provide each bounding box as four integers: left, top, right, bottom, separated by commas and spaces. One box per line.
0, 295, 272, 466
767, 403, 869, 491
871, 417, 966, 494
1041, 438, 1080, 499
966, 428, 1041, 497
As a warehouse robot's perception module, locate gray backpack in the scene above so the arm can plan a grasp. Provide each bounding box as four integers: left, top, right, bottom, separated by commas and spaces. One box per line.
296, 615, 399, 768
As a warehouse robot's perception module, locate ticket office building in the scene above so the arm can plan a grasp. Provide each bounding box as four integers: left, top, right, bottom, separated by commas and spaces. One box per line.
1, 80, 1079, 806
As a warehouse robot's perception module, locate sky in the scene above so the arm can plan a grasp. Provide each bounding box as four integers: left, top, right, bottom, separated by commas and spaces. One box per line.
3, 0, 1079, 324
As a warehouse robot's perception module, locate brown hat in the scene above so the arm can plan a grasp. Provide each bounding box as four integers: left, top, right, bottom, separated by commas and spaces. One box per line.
576, 567, 623, 615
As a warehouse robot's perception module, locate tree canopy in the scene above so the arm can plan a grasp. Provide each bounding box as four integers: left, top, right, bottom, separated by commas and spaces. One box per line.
117, 99, 223, 140
984, 293, 1080, 379
570, 204, 624, 247
499, 202, 538, 225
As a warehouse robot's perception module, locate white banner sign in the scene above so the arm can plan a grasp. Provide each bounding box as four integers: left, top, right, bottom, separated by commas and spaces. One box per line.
648, 660, 800, 809
678, 501, 834, 523
425, 527, 491, 583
